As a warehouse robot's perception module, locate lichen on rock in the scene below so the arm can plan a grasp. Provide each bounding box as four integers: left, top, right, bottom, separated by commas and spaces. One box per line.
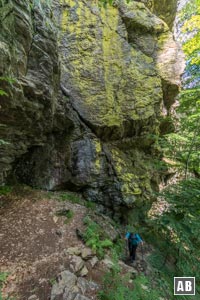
0, 0, 184, 219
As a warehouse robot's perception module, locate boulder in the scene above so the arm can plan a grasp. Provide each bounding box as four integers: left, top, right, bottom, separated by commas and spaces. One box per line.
74, 295, 91, 300
77, 277, 99, 295
67, 247, 82, 256
81, 248, 93, 260
51, 270, 77, 300
79, 266, 88, 277
28, 296, 39, 300
77, 278, 88, 295
102, 258, 114, 269
71, 256, 85, 273
89, 256, 99, 268
63, 290, 76, 300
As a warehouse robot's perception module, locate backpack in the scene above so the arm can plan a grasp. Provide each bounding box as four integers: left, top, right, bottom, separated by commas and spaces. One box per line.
128, 233, 139, 246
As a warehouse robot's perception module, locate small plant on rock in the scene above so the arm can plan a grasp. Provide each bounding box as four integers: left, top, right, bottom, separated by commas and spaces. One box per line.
83, 216, 113, 258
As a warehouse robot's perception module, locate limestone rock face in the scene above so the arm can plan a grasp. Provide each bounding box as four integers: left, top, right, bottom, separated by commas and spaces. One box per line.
0, 0, 73, 188
59, 1, 164, 136
0, 0, 184, 218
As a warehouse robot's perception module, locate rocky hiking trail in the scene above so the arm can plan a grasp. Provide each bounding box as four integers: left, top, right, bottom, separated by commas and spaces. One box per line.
0, 187, 151, 300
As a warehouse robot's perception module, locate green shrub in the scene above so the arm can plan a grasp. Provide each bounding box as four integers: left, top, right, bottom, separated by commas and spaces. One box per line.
0, 186, 12, 195
145, 179, 200, 299
100, 239, 113, 248
56, 208, 74, 223
66, 210, 74, 219
98, 267, 163, 300
83, 216, 113, 258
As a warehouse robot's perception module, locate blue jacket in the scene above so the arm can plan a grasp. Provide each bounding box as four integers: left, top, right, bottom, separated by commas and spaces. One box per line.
126, 232, 143, 245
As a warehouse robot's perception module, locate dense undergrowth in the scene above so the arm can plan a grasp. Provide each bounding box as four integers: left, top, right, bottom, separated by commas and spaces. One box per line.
147, 178, 200, 299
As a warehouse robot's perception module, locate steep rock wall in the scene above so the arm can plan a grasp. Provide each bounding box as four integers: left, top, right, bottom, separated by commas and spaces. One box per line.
0, 0, 183, 218
0, 0, 74, 188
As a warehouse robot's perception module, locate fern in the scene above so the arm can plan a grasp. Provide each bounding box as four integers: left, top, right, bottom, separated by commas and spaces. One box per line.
0, 89, 8, 96
100, 239, 113, 248
83, 217, 113, 258
0, 77, 16, 84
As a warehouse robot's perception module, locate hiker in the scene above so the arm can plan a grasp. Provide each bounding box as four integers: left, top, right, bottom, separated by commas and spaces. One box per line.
125, 232, 143, 263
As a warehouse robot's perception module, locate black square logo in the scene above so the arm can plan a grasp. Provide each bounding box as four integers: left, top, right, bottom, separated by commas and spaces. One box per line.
174, 277, 195, 295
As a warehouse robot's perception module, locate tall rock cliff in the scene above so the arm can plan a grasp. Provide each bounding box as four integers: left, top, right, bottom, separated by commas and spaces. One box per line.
0, 0, 184, 219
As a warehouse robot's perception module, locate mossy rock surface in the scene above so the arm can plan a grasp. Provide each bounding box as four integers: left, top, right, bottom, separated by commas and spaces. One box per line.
0, 0, 183, 218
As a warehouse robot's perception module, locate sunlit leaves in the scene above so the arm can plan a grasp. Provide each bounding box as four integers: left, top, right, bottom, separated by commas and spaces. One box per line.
183, 32, 200, 57
179, 0, 200, 22
182, 15, 200, 32
163, 0, 200, 176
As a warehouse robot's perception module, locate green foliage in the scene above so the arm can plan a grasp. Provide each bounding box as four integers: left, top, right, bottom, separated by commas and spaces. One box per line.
49, 277, 56, 286
161, 0, 200, 178
0, 89, 8, 96
183, 31, 200, 60
57, 208, 74, 219
99, 0, 114, 6
0, 76, 16, 98
181, 0, 200, 81
160, 74, 200, 177
59, 192, 82, 204
98, 266, 133, 300
0, 186, 12, 195
132, 275, 163, 300
83, 216, 113, 258
152, 158, 168, 172
0, 272, 15, 300
0, 293, 16, 300
0, 77, 16, 84
65, 209, 74, 219
147, 179, 200, 298
50, 192, 97, 210
179, 0, 200, 23
147, 250, 167, 270
98, 266, 163, 300
85, 201, 96, 210
55, 205, 74, 224
98, 0, 133, 7
99, 239, 113, 248
0, 273, 8, 285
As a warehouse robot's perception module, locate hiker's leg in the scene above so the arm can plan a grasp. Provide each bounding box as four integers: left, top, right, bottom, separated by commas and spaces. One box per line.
128, 241, 132, 258
130, 246, 134, 262
132, 245, 137, 261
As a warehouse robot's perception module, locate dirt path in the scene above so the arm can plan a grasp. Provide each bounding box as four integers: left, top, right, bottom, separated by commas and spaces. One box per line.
0, 188, 88, 300
0, 187, 152, 300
